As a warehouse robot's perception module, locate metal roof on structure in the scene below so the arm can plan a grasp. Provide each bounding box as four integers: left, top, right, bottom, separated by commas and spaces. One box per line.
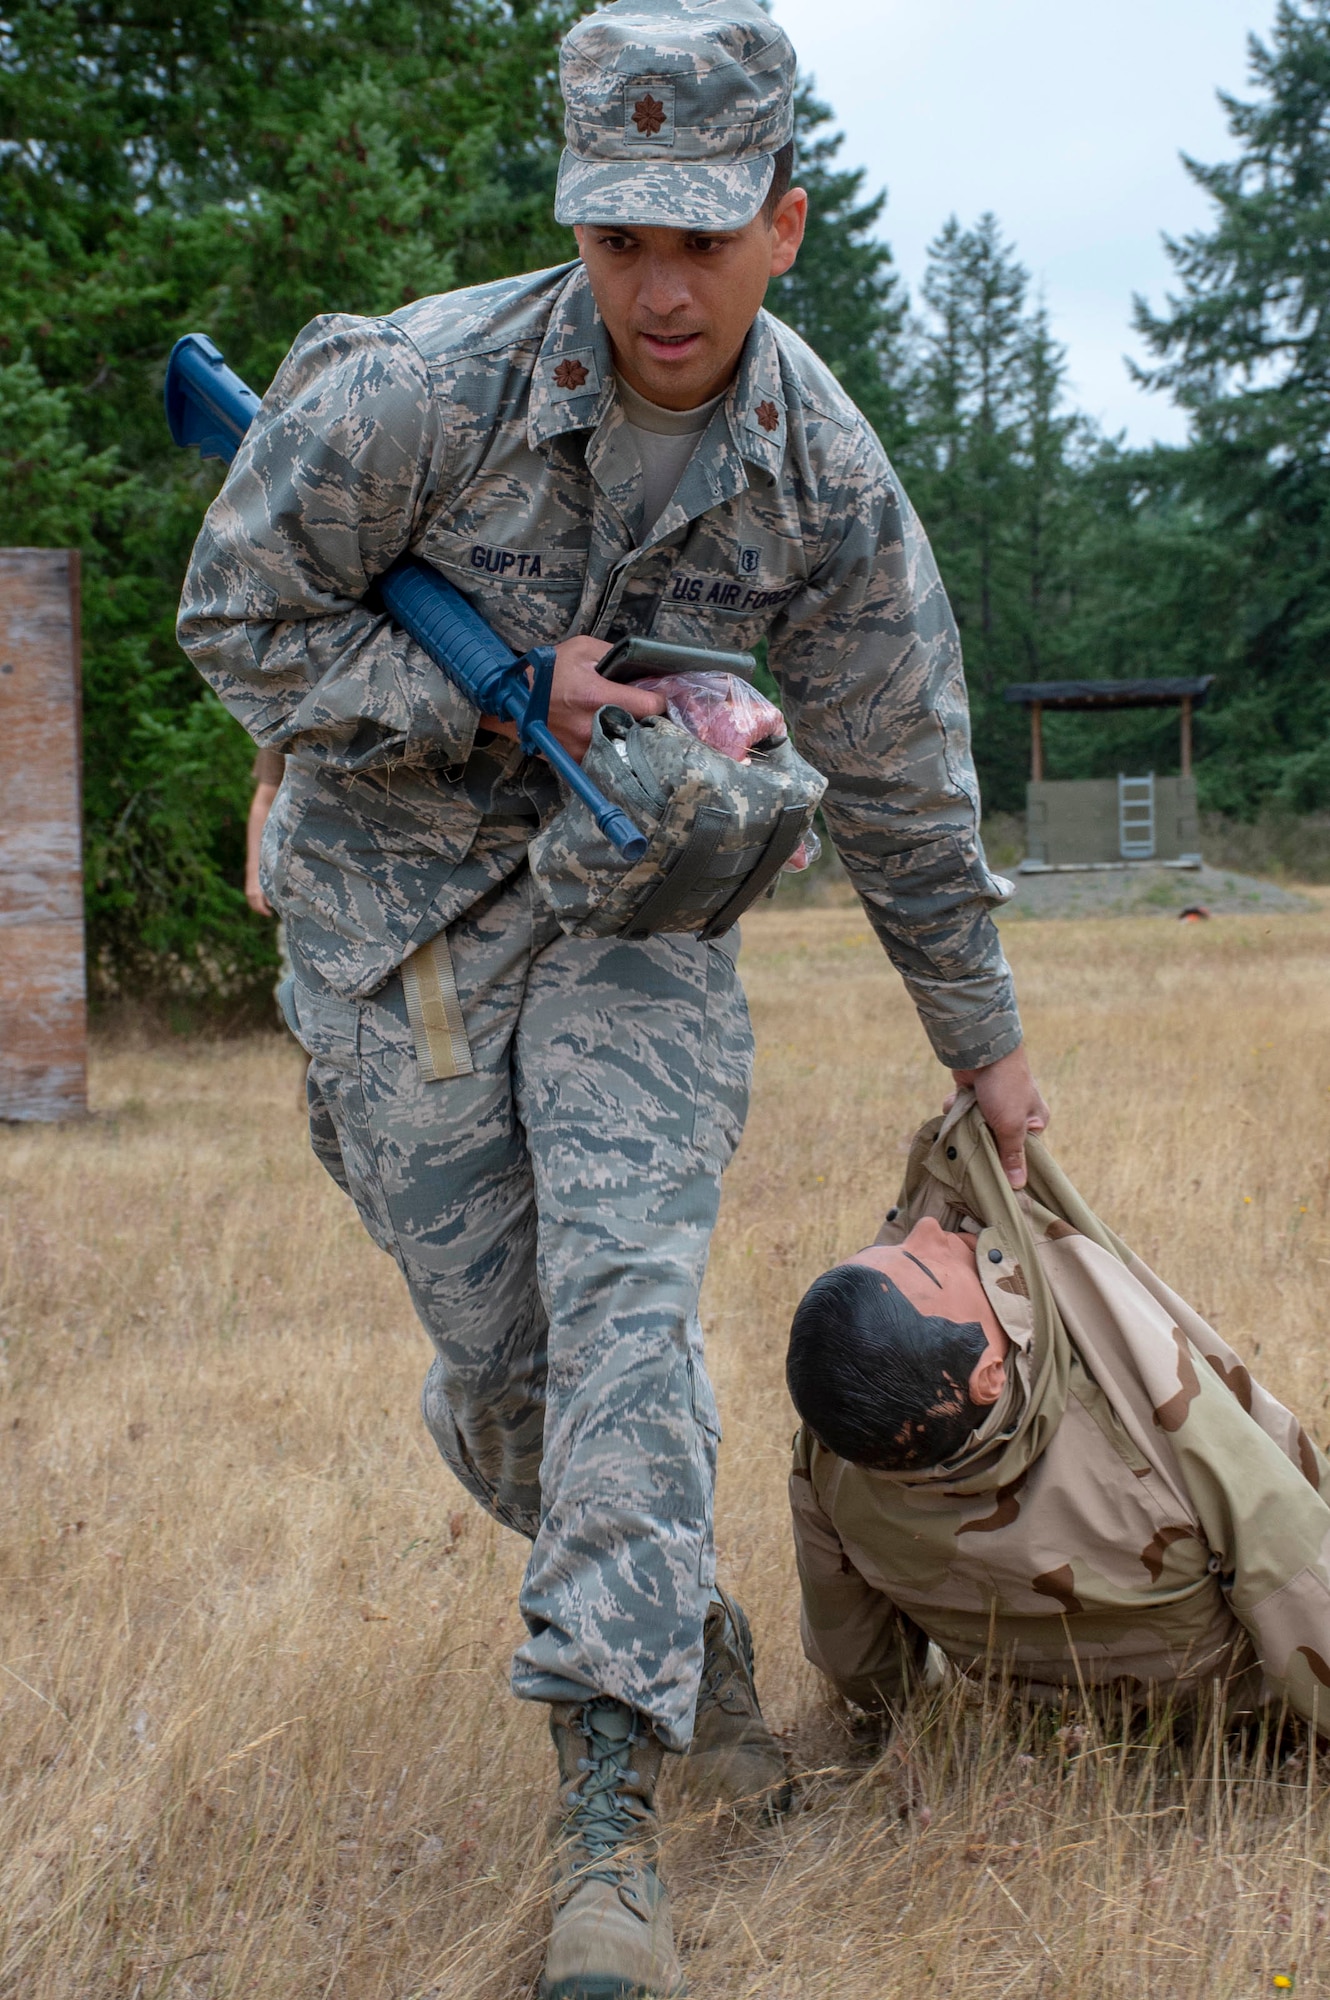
1003, 677, 1214, 711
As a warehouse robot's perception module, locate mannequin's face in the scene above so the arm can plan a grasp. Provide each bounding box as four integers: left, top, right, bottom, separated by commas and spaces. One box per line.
847, 1216, 1011, 1406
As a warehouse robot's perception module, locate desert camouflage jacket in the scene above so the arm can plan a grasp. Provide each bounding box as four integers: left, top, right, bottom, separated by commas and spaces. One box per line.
791, 1101, 1330, 1729
177, 261, 1018, 1070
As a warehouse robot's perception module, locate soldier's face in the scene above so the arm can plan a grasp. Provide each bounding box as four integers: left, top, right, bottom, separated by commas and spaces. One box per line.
574, 189, 808, 410
848, 1218, 1011, 1407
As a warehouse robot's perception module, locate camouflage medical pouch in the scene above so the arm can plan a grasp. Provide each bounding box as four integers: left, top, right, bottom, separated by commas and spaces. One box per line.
529, 706, 827, 940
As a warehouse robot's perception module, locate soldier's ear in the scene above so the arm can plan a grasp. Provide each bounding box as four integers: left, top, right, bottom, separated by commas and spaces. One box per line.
969, 1348, 1006, 1407
767, 188, 807, 278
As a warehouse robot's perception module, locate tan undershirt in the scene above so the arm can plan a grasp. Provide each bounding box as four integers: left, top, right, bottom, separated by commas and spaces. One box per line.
615, 374, 726, 538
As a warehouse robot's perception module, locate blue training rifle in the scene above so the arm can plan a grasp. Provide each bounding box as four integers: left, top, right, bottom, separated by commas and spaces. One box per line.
164, 332, 648, 862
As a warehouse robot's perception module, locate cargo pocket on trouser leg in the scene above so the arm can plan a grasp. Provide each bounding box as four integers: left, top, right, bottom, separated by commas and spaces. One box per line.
287, 977, 400, 1256
306, 1067, 352, 1196
690, 940, 755, 1168
277, 973, 350, 1193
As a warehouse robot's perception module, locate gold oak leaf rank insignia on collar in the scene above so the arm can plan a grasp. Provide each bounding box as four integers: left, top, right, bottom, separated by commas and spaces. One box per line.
755, 400, 781, 433
553, 358, 590, 391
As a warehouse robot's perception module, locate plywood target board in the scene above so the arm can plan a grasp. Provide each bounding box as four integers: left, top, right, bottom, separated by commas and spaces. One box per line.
0, 549, 87, 1121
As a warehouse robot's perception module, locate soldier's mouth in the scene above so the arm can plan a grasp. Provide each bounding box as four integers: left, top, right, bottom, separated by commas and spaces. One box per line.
638, 330, 704, 361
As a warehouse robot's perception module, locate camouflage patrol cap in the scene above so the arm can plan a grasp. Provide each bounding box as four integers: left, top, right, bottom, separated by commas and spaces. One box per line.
555, 0, 797, 231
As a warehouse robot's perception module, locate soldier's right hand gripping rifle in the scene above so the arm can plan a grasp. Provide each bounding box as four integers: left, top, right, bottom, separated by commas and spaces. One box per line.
166, 334, 826, 938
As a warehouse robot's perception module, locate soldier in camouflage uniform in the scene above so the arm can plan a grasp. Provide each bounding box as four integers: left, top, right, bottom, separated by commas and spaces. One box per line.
177, 0, 1046, 1990
790, 1099, 1330, 1739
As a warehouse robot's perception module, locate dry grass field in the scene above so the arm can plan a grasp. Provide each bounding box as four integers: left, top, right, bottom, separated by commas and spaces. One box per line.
3, 898, 1330, 2000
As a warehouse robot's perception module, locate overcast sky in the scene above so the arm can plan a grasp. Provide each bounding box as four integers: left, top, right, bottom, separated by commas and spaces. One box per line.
768, 0, 1279, 445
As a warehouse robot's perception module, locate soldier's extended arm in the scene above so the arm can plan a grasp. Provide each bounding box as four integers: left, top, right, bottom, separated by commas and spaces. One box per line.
767, 453, 1019, 1075
789, 1450, 929, 1715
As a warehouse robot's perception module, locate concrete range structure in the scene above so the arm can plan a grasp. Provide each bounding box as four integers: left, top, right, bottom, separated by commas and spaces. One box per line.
1003, 677, 1213, 872
0, 549, 87, 1120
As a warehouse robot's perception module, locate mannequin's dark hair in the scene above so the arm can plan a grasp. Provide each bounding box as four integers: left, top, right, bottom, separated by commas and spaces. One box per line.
787, 1264, 990, 1471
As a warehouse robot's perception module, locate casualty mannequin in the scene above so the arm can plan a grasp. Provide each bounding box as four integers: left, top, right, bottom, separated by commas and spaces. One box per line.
788, 1101, 1330, 1736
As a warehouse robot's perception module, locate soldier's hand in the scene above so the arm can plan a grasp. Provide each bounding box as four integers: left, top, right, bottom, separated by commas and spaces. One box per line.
948, 1043, 1049, 1190
481, 636, 667, 762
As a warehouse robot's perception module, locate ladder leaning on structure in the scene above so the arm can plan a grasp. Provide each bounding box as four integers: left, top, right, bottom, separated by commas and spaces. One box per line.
1003, 677, 1213, 873
1117, 774, 1156, 860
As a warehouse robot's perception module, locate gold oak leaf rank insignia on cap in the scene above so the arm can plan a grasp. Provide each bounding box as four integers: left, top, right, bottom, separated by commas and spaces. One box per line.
554, 0, 796, 232
632, 92, 668, 136
553, 358, 590, 391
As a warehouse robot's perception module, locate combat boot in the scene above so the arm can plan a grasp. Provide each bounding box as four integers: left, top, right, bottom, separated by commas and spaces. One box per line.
681, 1587, 792, 1817
542, 1697, 686, 2000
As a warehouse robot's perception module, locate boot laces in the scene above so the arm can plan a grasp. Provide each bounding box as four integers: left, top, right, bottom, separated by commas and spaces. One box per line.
699, 1597, 755, 1716
565, 1707, 646, 1887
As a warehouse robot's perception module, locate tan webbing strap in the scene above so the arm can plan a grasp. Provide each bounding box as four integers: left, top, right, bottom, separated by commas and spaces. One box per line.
401, 933, 474, 1082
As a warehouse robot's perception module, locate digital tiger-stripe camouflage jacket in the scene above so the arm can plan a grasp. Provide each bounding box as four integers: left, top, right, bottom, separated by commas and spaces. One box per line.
176, 260, 1019, 1071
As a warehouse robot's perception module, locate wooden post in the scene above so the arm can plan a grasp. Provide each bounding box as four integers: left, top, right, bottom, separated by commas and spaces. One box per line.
1030, 700, 1044, 782
1180, 695, 1193, 778
0, 549, 87, 1120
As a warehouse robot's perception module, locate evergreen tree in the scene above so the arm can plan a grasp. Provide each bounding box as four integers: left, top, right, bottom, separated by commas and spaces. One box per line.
912, 215, 1028, 699
768, 87, 909, 443
1013, 305, 1087, 682
0, 0, 580, 1008
1133, 0, 1330, 814
903, 216, 1095, 808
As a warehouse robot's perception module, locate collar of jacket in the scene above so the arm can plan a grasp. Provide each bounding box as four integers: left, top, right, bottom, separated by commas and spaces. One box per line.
864, 1097, 1074, 1498
525, 262, 788, 483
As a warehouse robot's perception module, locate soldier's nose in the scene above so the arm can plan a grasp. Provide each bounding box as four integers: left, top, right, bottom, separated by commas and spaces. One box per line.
636, 264, 694, 318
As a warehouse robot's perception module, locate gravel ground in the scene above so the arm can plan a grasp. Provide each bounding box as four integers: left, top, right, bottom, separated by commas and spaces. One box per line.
774, 841, 1318, 920
996, 860, 1313, 920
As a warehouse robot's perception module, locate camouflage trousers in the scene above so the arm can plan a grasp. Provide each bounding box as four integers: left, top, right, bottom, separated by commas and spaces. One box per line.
286, 867, 753, 1750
